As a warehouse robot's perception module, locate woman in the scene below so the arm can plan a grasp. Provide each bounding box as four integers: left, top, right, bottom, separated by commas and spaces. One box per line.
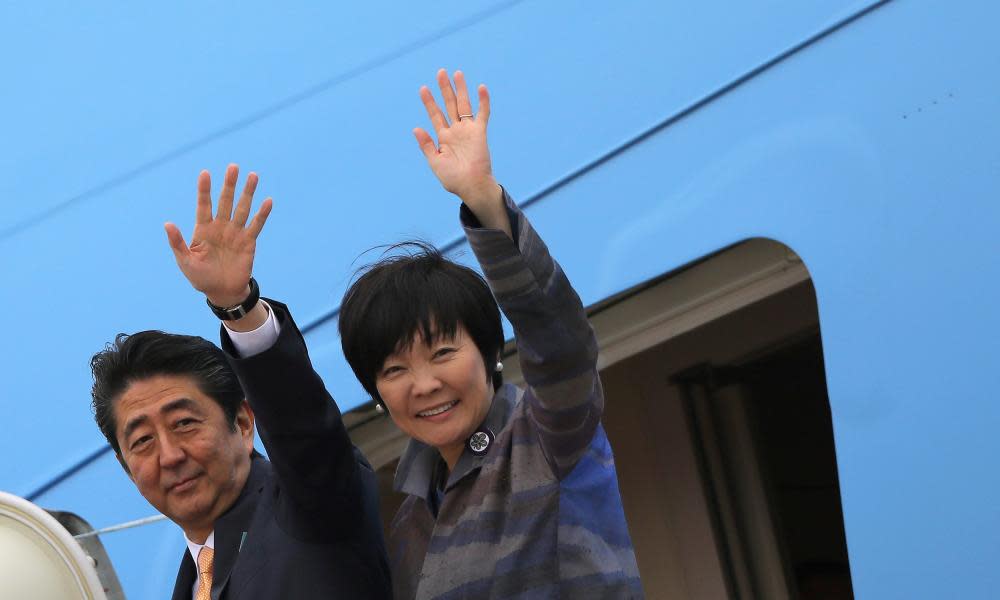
339, 70, 643, 599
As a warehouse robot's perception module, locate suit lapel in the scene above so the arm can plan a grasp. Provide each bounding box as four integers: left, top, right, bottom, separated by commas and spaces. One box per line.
171, 551, 196, 600
211, 455, 269, 600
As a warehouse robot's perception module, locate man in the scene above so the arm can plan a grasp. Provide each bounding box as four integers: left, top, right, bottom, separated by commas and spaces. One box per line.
90, 165, 390, 599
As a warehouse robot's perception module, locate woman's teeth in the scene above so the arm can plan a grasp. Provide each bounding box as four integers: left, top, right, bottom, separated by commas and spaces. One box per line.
418, 400, 458, 417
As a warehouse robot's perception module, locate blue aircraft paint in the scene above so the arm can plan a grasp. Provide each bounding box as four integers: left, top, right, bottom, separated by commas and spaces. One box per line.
2, 1, 997, 598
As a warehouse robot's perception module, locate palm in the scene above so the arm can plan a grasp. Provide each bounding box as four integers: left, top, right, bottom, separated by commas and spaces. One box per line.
184, 220, 255, 293
414, 70, 498, 212
426, 122, 492, 197
165, 166, 272, 306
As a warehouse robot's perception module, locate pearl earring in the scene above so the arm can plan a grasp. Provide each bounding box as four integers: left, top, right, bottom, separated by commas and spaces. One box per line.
495, 361, 504, 373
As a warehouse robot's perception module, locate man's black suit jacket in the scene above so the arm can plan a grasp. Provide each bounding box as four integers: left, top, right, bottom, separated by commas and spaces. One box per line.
169, 300, 390, 599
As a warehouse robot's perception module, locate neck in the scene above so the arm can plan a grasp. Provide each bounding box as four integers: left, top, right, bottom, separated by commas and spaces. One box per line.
185, 527, 211, 545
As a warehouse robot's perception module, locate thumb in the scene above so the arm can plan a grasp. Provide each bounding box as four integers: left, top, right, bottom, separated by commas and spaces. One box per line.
164, 222, 190, 264
413, 128, 438, 161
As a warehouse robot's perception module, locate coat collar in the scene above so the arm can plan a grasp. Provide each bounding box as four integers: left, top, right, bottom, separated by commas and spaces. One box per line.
171, 452, 269, 600
393, 384, 519, 500
170, 553, 196, 600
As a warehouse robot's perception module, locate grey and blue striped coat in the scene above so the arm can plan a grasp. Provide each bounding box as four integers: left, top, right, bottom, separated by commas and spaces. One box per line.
389, 190, 643, 599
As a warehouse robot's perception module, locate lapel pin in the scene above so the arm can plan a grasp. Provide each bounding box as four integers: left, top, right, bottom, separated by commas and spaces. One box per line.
468, 428, 495, 456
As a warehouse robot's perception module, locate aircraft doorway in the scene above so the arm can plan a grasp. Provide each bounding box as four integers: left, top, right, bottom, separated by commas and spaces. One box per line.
592, 241, 853, 599
354, 239, 853, 599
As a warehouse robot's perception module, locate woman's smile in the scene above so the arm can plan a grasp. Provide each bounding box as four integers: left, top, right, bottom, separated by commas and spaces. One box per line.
416, 399, 461, 419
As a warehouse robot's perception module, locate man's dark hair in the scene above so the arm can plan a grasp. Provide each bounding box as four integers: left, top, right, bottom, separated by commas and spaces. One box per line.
339, 241, 504, 409
91, 331, 245, 456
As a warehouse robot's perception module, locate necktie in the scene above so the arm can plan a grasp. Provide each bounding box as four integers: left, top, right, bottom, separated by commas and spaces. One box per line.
196, 546, 214, 600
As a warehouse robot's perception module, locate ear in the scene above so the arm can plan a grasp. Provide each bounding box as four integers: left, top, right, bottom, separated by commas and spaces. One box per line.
235, 400, 255, 453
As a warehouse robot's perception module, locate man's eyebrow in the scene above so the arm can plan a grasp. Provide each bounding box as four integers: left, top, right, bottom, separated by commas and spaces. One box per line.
122, 415, 148, 443
121, 398, 202, 442
159, 397, 201, 416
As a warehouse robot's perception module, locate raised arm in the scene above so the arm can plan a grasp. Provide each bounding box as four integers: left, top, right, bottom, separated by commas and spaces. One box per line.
414, 71, 603, 479
164, 167, 370, 533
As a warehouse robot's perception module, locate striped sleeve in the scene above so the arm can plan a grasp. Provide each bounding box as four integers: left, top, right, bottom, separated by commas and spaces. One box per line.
462, 189, 603, 479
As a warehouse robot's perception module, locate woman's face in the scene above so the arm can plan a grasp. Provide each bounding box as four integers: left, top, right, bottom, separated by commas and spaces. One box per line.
376, 323, 493, 466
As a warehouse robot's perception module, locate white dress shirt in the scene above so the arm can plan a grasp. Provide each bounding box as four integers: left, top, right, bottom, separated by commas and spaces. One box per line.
224, 300, 281, 357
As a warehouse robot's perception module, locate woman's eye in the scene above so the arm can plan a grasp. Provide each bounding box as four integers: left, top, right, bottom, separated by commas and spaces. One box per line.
434, 347, 456, 359
382, 366, 403, 377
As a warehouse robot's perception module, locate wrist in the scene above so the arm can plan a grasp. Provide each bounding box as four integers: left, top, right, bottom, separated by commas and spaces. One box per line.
458, 178, 501, 208
206, 278, 260, 321
461, 181, 511, 236
206, 286, 251, 310
222, 299, 269, 333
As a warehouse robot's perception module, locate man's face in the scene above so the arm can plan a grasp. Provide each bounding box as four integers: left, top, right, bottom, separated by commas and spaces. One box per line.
114, 374, 254, 543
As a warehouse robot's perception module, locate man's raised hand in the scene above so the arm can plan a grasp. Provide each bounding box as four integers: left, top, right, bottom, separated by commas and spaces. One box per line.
164, 165, 272, 308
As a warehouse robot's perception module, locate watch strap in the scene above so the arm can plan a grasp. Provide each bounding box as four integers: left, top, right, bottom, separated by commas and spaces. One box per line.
206, 277, 260, 321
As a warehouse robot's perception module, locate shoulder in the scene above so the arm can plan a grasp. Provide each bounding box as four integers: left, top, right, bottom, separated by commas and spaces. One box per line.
389, 495, 425, 533
492, 383, 524, 427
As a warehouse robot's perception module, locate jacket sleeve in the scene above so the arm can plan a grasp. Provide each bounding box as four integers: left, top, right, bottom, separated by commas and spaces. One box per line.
220, 300, 376, 538
462, 190, 603, 480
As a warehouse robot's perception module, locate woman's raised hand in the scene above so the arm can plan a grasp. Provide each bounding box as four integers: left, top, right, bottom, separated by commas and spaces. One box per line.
414, 69, 510, 235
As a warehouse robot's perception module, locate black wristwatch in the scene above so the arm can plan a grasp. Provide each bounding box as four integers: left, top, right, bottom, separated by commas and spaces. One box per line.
206, 277, 260, 321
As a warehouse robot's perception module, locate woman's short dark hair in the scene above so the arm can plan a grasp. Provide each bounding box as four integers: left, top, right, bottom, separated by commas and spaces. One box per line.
339, 241, 504, 408
90, 331, 245, 456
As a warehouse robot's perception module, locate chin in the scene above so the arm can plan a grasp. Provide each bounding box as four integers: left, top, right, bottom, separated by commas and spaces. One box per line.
170, 498, 210, 521
417, 425, 470, 453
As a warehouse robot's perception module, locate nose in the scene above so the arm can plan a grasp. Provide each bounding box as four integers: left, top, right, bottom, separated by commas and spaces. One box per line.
411, 366, 442, 397
158, 434, 186, 469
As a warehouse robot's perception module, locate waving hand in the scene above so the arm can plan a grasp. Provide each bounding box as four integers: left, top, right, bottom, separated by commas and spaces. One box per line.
414, 69, 510, 237
164, 164, 273, 309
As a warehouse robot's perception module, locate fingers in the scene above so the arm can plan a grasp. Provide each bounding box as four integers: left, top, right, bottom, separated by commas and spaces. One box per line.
216, 163, 239, 221
232, 172, 259, 227
164, 222, 189, 263
247, 197, 273, 239
420, 85, 448, 137
196, 170, 213, 224
478, 84, 490, 125
436, 68, 459, 123
454, 71, 473, 119
413, 127, 438, 159
196, 165, 265, 231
